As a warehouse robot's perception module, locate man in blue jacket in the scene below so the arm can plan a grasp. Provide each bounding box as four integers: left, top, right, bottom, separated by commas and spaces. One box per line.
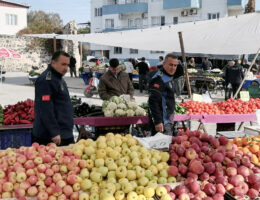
33, 51, 74, 146
148, 53, 178, 135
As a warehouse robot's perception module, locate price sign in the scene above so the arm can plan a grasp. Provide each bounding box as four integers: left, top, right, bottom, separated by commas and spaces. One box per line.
192, 94, 203, 102
240, 91, 250, 102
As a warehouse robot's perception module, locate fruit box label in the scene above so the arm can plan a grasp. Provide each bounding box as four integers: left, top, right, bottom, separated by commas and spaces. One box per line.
240, 91, 250, 102
192, 94, 203, 102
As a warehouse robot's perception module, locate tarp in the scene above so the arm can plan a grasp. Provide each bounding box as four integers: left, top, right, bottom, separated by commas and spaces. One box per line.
25, 12, 260, 55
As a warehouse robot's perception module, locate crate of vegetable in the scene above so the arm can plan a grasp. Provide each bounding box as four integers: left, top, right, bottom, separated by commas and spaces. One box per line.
0, 105, 4, 126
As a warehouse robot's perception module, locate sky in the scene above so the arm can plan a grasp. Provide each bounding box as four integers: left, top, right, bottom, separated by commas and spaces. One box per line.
15, 0, 91, 25
13, 0, 260, 26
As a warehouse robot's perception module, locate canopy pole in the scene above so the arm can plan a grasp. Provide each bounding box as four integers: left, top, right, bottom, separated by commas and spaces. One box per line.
233, 48, 260, 99
178, 32, 192, 98
80, 42, 83, 67
53, 36, 57, 52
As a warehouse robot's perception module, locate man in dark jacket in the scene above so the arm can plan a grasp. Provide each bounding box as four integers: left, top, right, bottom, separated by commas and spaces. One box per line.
136, 57, 149, 93
33, 51, 74, 146
225, 60, 244, 98
202, 57, 212, 71
69, 56, 77, 77
98, 58, 134, 100
148, 53, 178, 136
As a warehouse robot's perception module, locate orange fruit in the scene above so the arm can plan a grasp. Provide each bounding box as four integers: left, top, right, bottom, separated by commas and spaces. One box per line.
251, 154, 259, 164
249, 144, 259, 154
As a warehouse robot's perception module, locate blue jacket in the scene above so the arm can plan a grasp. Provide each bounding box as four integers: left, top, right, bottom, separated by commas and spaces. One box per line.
33, 65, 74, 140
148, 69, 175, 125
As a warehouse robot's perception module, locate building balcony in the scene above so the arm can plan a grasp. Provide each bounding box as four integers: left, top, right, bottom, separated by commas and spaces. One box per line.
102, 2, 148, 15
163, 0, 201, 10
227, 0, 244, 10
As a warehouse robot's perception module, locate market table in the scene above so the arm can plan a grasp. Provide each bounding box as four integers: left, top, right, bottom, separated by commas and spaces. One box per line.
0, 124, 33, 149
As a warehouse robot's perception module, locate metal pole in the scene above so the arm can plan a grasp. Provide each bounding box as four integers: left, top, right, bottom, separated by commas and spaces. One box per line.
178, 32, 192, 98
233, 48, 260, 99
53, 36, 57, 52
80, 42, 83, 67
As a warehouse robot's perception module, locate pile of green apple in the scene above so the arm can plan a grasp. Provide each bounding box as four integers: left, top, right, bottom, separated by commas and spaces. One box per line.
69, 133, 176, 200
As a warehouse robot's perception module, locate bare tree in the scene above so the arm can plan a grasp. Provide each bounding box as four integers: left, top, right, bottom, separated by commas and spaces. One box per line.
245, 0, 255, 13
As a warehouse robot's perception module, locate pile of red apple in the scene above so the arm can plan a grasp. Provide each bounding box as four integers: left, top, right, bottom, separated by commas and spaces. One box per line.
168, 131, 260, 200
0, 143, 85, 200
180, 98, 260, 115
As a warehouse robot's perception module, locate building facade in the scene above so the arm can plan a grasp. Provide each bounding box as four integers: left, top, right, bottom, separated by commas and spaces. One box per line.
91, 0, 246, 65
0, 0, 29, 35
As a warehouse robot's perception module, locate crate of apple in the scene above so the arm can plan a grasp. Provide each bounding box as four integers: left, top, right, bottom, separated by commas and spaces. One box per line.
168, 131, 260, 199
0, 142, 88, 200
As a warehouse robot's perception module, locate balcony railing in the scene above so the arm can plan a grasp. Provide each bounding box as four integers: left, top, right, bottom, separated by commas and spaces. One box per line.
163, 0, 200, 10
103, 2, 148, 15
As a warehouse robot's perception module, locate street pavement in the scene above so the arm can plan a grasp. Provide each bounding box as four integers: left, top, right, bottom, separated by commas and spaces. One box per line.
0, 72, 253, 135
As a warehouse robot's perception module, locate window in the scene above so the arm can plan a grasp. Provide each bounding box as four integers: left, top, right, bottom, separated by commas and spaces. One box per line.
6, 14, 17, 25
150, 51, 165, 54
95, 8, 102, 16
130, 49, 138, 54
161, 16, 165, 26
173, 17, 178, 24
105, 19, 114, 28
135, 18, 142, 28
208, 13, 220, 20
114, 47, 122, 54
128, 19, 135, 28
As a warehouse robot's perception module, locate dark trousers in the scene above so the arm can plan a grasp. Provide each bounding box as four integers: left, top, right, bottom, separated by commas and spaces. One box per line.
231, 83, 240, 98
128, 73, 133, 81
139, 74, 147, 93
70, 67, 77, 77
32, 136, 75, 146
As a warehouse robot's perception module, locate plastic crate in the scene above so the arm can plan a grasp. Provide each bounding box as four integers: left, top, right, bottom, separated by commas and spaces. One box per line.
0, 128, 32, 149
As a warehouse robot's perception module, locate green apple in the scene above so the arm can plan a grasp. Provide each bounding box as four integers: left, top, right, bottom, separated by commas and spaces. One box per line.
115, 191, 125, 200
84, 146, 96, 156
148, 166, 158, 175
127, 170, 136, 181
152, 153, 161, 162
107, 162, 118, 171
136, 186, 144, 194
116, 166, 127, 179
122, 148, 131, 156
156, 163, 164, 171
90, 154, 96, 161
140, 158, 151, 169
96, 149, 106, 159
90, 185, 100, 194
160, 194, 172, 200
107, 140, 116, 148
145, 170, 153, 180
86, 159, 94, 169
103, 183, 116, 194
95, 159, 104, 168
115, 183, 121, 191
127, 191, 138, 200
115, 138, 122, 146
97, 141, 107, 149
107, 171, 116, 179
105, 158, 114, 166
79, 192, 90, 200
118, 157, 129, 167
121, 182, 133, 193
131, 158, 140, 166
90, 193, 99, 200
130, 152, 139, 160
90, 171, 102, 183
98, 167, 108, 177
80, 168, 90, 179
136, 167, 145, 179
109, 150, 120, 160
167, 176, 176, 183
155, 186, 167, 197
127, 138, 137, 146
107, 177, 117, 184
137, 195, 146, 200
81, 178, 92, 191
159, 169, 168, 178
151, 157, 158, 165
160, 152, 170, 162
121, 143, 129, 149
114, 146, 122, 153
127, 163, 133, 170
143, 187, 155, 198
158, 177, 167, 184
129, 181, 138, 190
151, 176, 158, 182
130, 145, 139, 152
147, 180, 157, 189
118, 178, 129, 185
82, 154, 88, 160
138, 177, 149, 186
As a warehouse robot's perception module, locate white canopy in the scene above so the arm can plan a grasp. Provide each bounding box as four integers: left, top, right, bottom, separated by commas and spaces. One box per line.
26, 12, 260, 55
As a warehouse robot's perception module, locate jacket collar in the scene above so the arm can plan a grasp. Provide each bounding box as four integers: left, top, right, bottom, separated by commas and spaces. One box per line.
48, 64, 63, 79
161, 68, 174, 77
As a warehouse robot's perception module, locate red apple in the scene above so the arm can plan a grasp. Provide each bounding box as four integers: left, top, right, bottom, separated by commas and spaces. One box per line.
216, 184, 225, 195
199, 172, 209, 181
188, 181, 200, 194
229, 175, 244, 187
179, 193, 190, 200
212, 194, 224, 200
187, 172, 198, 180
203, 162, 215, 175
176, 146, 186, 157
212, 152, 224, 163
37, 191, 48, 200
168, 166, 178, 177
247, 174, 260, 185
189, 160, 204, 175
247, 188, 259, 199
169, 192, 176, 200
218, 136, 229, 145
173, 185, 187, 196
179, 164, 188, 176
203, 155, 212, 163
63, 185, 73, 197
179, 157, 188, 165
226, 167, 237, 176
237, 166, 250, 178
70, 192, 80, 200
185, 148, 198, 160
27, 186, 38, 197
203, 183, 216, 196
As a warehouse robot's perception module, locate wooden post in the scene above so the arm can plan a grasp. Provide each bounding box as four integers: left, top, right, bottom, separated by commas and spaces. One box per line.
233, 48, 260, 99
53, 36, 57, 52
178, 32, 192, 98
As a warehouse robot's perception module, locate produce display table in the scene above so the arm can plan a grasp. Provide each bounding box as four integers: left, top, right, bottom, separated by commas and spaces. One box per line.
0, 124, 33, 149
201, 113, 257, 123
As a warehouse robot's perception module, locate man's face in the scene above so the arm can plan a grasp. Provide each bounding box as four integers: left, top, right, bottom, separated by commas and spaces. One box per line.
163, 57, 178, 75
109, 66, 120, 75
51, 55, 70, 76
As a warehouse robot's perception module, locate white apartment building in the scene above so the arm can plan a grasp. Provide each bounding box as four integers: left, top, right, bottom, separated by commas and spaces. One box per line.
0, 0, 29, 35
91, 0, 246, 65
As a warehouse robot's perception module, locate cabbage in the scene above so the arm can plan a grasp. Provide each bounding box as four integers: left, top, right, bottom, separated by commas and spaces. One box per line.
117, 103, 127, 110
127, 102, 138, 110
104, 110, 114, 117
135, 107, 146, 116
118, 96, 126, 104
106, 102, 117, 111
115, 109, 126, 117
126, 110, 135, 117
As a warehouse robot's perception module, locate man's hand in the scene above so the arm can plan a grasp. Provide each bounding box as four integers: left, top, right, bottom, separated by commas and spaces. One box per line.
52, 135, 61, 145
155, 123, 164, 133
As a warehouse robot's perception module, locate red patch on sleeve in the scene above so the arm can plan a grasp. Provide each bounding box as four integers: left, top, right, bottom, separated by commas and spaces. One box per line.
153, 84, 160, 88
42, 95, 50, 101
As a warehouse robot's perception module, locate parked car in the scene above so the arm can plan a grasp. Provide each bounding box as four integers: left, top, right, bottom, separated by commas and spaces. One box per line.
82, 56, 109, 68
